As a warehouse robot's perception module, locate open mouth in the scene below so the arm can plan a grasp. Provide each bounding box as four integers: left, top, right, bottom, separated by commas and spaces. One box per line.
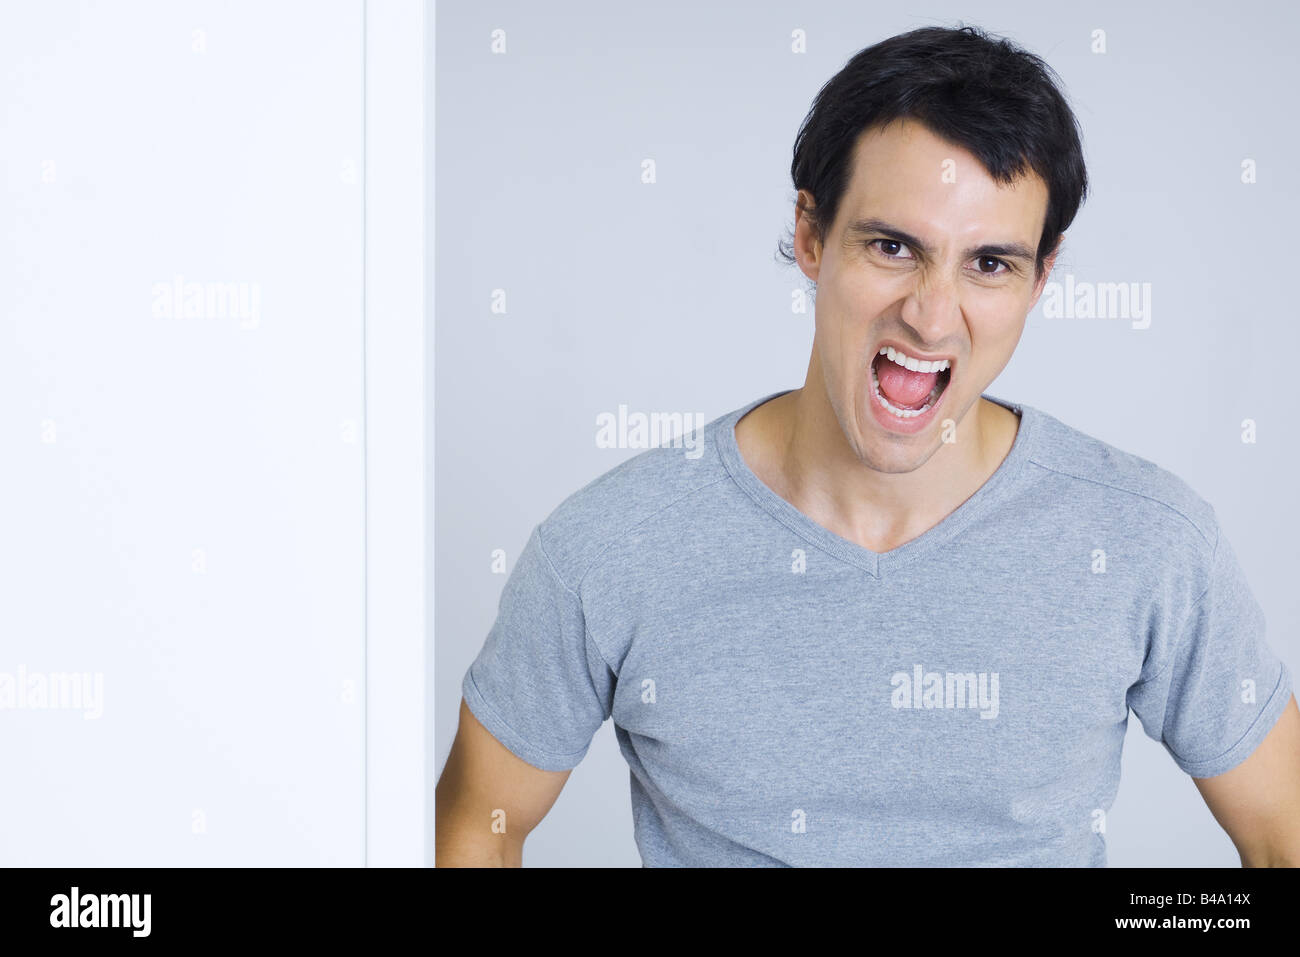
870, 346, 953, 419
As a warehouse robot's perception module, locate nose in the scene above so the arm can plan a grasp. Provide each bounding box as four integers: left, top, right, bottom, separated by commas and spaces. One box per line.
899, 271, 962, 345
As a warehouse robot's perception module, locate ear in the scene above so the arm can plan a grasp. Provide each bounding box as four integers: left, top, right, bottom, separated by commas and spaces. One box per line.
794, 189, 823, 283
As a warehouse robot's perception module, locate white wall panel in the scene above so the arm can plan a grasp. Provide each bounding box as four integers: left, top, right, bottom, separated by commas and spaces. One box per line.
0, 0, 366, 865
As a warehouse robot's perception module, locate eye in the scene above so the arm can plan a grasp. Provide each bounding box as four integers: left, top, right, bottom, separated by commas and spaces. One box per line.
869, 238, 913, 260
973, 255, 1010, 276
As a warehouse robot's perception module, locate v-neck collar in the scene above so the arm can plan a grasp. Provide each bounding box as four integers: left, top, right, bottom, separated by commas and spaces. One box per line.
716, 389, 1040, 578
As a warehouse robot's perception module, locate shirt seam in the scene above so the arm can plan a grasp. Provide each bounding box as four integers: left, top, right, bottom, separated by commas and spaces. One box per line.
1025, 457, 1217, 549
563, 475, 734, 593
1024, 455, 1220, 689
1138, 522, 1221, 690
534, 523, 620, 683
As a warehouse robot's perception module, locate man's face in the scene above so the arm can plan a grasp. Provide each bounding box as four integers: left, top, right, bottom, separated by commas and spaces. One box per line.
797, 118, 1055, 473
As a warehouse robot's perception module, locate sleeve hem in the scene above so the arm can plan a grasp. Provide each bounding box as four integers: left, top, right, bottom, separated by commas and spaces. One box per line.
461, 668, 592, 773
1168, 663, 1293, 779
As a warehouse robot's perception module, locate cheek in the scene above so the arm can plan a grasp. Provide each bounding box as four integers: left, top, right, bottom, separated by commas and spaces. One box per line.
824, 282, 889, 351
838, 267, 900, 315
967, 301, 1026, 355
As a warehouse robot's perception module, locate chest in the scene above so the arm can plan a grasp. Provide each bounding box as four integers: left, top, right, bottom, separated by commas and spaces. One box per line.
599, 559, 1143, 812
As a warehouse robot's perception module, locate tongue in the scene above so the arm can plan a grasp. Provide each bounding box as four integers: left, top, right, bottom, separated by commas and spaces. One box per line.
877, 357, 937, 410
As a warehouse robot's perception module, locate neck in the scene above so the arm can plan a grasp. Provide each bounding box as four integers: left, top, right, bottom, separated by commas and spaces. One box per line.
735, 379, 1019, 554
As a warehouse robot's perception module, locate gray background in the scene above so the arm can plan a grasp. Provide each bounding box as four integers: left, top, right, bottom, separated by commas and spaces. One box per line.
435, 0, 1300, 866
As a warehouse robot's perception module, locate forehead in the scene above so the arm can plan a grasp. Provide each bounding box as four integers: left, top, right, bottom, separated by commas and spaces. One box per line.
837, 118, 1048, 243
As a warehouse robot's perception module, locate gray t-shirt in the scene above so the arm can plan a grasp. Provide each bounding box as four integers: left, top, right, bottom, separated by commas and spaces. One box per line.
461, 391, 1293, 866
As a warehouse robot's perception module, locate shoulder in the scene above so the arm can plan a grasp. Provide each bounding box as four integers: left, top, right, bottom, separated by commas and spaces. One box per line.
1019, 402, 1220, 553
534, 406, 736, 588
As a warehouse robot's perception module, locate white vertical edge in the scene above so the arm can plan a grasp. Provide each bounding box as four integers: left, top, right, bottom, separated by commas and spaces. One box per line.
364, 0, 427, 866
424, 0, 437, 868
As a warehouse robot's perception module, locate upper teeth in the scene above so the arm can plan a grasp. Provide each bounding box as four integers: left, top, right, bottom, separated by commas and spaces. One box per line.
878, 346, 950, 374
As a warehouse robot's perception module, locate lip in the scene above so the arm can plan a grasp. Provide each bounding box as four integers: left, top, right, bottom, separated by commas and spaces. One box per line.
873, 340, 957, 367
867, 343, 955, 436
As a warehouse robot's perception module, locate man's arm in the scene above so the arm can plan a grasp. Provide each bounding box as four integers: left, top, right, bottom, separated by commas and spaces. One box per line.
435, 697, 572, 866
1192, 693, 1300, 867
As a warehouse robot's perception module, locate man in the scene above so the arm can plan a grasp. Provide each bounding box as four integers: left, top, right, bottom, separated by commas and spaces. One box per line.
437, 25, 1299, 866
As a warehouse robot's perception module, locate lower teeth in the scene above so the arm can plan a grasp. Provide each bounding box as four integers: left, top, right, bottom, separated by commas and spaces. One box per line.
872, 366, 943, 418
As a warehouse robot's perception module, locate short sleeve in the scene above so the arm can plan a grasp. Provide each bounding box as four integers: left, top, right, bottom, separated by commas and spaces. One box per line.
461, 524, 615, 771
1126, 523, 1293, 778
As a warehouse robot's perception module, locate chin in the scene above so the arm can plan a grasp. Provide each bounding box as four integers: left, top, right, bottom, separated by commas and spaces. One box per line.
857, 440, 939, 475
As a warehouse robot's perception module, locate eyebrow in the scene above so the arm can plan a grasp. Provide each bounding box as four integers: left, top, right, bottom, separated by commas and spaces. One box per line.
844, 217, 1037, 265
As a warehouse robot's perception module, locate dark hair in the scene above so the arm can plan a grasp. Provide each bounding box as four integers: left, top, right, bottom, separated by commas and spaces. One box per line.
776, 24, 1088, 285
